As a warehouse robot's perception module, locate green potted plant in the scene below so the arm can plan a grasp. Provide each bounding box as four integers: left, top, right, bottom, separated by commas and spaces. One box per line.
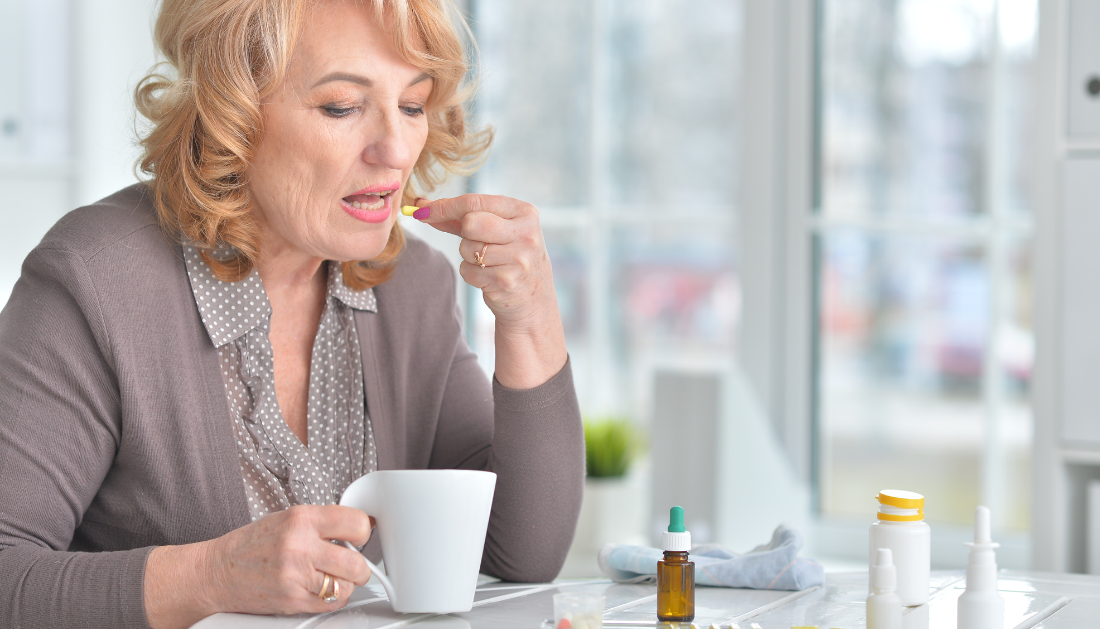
584, 416, 642, 479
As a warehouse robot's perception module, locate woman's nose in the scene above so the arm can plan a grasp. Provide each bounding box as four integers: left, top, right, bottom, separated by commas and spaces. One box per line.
359, 108, 415, 169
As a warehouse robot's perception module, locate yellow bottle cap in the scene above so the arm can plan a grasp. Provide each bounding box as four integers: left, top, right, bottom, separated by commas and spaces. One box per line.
876, 489, 925, 522
401, 205, 420, 216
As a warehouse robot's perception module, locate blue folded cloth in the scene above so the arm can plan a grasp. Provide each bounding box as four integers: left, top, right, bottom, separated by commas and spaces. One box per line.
597, 524, 824, 591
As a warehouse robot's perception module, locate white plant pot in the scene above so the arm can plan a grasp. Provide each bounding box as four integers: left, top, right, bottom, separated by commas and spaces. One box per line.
573, 473, 647, 553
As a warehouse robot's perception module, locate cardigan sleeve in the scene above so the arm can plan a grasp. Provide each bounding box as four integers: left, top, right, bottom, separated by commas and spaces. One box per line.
0, 246, 153, 629
425, 293, 584, 583
482, 361, 585, 582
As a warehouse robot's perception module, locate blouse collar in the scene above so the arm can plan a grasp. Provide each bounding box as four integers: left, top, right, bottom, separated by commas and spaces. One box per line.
183, 245, 377, 348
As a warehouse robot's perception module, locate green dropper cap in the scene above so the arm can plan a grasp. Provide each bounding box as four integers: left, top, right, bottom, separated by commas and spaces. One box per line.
668, 506, 686, 533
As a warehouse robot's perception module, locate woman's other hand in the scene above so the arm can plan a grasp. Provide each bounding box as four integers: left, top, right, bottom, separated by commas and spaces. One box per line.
144, 505, 373, 629
415, 194, 568, 389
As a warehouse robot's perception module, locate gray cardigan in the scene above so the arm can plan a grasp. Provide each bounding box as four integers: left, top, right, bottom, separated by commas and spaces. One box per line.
0, 184, 584, 629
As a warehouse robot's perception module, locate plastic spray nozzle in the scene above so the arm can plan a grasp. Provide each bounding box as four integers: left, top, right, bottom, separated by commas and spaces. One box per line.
668, 506, 686, 532
958, 505, 1004, 628
968, 505, 999, 549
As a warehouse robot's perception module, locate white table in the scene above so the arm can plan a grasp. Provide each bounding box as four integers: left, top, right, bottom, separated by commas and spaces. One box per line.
191, 570, 1100, 629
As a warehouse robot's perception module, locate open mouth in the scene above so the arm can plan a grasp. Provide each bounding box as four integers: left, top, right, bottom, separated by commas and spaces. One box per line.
342, 188, 395, 211
340, 184, 400, 224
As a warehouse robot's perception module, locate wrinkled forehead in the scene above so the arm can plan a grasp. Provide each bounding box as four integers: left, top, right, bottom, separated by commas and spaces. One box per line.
281, 0, 430, 90
301, 0, 429, 67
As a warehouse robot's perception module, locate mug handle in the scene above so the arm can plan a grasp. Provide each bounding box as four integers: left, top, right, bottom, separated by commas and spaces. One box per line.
342, 541, 397, 605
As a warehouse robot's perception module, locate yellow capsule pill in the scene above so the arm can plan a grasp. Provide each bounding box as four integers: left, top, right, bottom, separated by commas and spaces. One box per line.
401, 205, 420, 216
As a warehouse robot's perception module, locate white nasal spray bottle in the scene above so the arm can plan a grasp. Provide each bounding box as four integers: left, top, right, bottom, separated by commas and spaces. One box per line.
957, 505, 1004, 629
866, 548, 903, 629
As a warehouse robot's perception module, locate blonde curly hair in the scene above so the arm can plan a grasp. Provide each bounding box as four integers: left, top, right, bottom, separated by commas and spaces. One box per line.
136, 0, 491, 288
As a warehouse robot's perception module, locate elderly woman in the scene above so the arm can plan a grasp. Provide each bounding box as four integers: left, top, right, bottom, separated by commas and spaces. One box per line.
0, 0, 583, 627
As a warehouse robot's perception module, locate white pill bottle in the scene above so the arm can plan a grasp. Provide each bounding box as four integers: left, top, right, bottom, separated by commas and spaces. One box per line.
869, 489, 930, 606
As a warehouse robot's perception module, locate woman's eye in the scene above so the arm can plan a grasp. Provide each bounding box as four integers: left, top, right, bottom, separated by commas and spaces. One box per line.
401, 105, 425, 117
322, 105, 355, 118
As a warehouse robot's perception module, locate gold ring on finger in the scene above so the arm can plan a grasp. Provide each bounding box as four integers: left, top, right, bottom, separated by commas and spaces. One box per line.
318, 573, 333, 601
324, 577, 339, 603
474, 243, 488, 268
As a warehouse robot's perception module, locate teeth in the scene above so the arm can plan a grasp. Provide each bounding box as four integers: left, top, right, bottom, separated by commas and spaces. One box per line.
350, 199, 385, 211
344, 189, 395, 211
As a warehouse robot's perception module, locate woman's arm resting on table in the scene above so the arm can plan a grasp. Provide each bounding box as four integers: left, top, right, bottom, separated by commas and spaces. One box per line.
420, 195, 584, 582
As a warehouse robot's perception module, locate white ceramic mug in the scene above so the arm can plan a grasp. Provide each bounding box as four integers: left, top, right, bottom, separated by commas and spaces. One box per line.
338, 469, 497, 613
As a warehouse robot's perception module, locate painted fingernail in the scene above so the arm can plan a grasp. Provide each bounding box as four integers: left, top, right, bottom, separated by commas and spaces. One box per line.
413, 207, 431, 220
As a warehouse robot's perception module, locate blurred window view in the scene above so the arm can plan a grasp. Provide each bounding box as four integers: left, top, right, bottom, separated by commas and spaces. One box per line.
815, 0, 1036, 531
0, 0, 69, 163
0, 0, 72, 302
469, 0, 742, 417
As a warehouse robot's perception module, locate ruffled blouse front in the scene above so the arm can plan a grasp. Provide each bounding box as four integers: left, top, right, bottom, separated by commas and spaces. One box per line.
183, 246, 377, 520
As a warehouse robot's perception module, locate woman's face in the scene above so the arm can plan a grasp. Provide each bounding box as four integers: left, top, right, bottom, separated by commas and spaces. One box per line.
247, 0, 432, 263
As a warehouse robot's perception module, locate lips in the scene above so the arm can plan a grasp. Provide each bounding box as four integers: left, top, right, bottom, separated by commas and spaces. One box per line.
340, 183, 399, 224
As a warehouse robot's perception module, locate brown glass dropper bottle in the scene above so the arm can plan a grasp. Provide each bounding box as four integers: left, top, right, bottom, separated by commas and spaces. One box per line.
657, 505, 695, 622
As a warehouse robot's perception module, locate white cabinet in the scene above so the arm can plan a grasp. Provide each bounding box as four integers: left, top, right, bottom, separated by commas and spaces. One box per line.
1067, 0, 1100, 138
1061, 158, 1100, 445
1034, 0, 1100, 573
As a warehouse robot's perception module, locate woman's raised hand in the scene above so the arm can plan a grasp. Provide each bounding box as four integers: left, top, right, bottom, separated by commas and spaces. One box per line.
144, 505, 373, 629
416, 194, 568, 389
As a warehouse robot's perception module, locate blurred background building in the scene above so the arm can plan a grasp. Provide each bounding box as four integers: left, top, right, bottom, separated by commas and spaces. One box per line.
6, 0, 1097, 574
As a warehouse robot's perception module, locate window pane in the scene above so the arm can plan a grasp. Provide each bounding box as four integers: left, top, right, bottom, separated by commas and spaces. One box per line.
608, 223, 739, 409
473, 0, 591, 208
549, 227, 591, 396
819, 0, 1036, 219
603, 0, 740, 206
816, 0, 1038, 540
818, 230, 1033, 529
472, 0, 742, 417
819, 232, 990, 525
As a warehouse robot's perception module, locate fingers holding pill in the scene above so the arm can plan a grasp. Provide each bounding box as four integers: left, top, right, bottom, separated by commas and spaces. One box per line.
410, 192, 567, 388
414, 194, 531, 225
413, 194, 555, 324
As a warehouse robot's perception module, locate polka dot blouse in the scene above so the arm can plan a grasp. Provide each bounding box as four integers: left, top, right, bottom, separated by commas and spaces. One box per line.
183, 246, 378, 521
